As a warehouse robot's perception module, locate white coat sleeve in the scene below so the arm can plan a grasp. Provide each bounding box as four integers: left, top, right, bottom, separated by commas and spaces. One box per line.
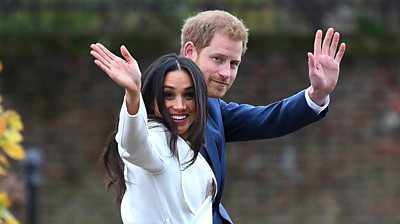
115, 94, 167, 173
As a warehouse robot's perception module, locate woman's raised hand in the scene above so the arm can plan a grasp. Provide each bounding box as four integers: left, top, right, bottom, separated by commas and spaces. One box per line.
90, 43, 141, 94
90, 43, 142, 114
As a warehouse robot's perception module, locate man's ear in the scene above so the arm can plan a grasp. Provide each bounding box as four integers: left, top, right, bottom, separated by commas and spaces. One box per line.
182, 42, 197, 60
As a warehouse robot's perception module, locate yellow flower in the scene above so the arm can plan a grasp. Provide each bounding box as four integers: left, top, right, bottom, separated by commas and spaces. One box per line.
0, 193, 11, 208
0, 117, 6, 136
1, 143, 25, 160
0, 208, 20, 224
0, 67, 23, 224
3, 111, 23, 132
0, 155, 9, 168
0, 155, 9, 166
0, 165, 7, 176
1, 130, 23, 144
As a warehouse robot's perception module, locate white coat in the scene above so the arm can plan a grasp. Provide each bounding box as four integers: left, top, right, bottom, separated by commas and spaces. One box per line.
116, 96, 217, 224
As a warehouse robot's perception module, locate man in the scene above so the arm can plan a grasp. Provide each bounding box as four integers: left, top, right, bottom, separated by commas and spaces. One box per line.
180, 10, 346, 223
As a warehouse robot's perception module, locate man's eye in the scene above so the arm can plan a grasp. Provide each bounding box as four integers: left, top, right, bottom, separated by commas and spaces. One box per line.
230, 62, 239, 69
213, 57, 223, 63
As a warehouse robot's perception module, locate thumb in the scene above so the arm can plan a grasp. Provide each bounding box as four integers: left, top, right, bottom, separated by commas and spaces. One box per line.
120, 45, 135, 64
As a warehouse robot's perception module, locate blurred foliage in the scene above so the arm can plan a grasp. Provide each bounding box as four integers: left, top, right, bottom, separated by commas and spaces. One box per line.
0, 62, 25, 224
0, 0, 398, 58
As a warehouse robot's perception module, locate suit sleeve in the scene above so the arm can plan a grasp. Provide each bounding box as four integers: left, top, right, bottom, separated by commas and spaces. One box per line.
115, 95, 167, 173
221, 90, 327, 142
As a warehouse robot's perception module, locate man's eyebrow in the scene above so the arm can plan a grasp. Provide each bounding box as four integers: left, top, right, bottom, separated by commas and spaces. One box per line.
213, 53, 241, 63
232, 59, 241, 64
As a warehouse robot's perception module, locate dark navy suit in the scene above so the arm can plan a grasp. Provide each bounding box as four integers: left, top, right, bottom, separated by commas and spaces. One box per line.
201, 90, 327, 224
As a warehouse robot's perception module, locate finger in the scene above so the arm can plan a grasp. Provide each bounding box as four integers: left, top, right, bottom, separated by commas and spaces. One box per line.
90, 43, 113, 66
328, 32, 340, 57
321, 28, 334, 55
308, 52, 315, 72
94, 59, 112, 76
120, 45, 135, 64
95, 43, 118, 64
335, 43, 346, 64
314, 30, 322, 56
90, 49, 111, 70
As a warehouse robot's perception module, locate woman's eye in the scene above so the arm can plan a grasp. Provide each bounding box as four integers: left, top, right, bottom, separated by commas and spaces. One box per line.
163, 92, 174, 99
184, 92, 195, 99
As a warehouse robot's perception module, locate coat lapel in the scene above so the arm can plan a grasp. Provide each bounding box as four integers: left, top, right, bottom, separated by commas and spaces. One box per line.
203, 128, 221, 188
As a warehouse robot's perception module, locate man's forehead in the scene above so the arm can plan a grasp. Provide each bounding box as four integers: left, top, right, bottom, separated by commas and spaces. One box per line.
207, 33, 243, 58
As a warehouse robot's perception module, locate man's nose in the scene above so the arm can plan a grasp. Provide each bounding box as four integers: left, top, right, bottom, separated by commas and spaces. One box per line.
219, 63, 231, 78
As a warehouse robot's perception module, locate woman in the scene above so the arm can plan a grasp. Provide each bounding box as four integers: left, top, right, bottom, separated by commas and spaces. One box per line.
90, 43, 216, 223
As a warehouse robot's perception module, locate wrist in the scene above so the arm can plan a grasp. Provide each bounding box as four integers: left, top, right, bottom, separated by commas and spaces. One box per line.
125, 89, 140, 115
308, 86, 327, 106
125, 89, 140, 104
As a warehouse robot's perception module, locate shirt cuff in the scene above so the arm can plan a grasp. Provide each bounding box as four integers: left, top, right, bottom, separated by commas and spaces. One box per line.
304, 87, 330, 115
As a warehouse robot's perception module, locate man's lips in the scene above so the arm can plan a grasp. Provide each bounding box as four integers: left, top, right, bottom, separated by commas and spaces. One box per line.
211, 79, 229, 86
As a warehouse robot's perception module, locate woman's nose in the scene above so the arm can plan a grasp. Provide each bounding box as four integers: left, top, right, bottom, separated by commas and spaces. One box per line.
172, 97, 186, 110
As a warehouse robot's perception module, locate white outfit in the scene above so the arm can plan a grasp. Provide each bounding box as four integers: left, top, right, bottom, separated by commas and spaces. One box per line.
115, 96, 217, 224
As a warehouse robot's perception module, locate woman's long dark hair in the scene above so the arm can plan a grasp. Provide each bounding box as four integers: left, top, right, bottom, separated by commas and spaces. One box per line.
101, 54, 208, 204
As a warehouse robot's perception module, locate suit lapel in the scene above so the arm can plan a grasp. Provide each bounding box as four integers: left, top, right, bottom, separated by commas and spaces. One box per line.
202, 128, 221, 186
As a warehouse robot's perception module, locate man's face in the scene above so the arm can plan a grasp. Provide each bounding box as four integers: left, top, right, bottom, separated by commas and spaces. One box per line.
189, 32, 243, 98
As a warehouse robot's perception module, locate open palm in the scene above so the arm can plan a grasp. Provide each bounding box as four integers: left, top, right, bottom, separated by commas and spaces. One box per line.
308, 28, 346, 104
90, 43, 141, 93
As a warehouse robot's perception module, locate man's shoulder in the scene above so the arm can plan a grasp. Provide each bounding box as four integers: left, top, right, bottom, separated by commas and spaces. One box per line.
207, 97, 220, 103
207, 97, 231, 106
207, 97, 223, 120
208, 97, 231, 111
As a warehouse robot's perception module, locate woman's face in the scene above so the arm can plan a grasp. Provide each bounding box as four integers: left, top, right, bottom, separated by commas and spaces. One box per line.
154, 70, 196, 139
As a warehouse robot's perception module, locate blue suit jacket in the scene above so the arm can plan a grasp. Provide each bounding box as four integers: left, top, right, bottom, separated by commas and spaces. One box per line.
201, 90, 326, 224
